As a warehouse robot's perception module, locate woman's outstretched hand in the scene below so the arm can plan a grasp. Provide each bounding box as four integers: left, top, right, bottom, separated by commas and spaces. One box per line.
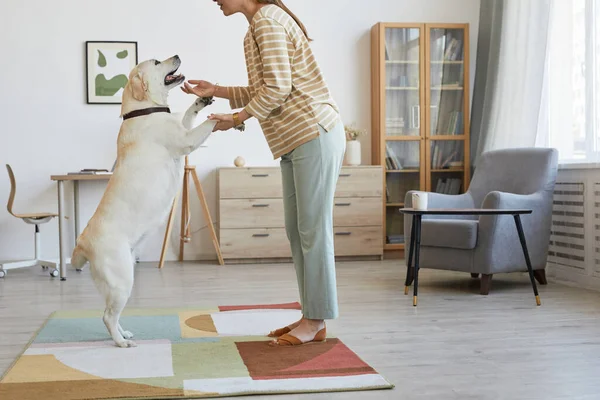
181, 80, 215, 97
208, 113, 235, 132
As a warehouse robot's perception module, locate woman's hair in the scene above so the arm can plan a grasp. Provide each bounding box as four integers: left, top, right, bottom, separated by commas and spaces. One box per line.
256, 0, 312, 41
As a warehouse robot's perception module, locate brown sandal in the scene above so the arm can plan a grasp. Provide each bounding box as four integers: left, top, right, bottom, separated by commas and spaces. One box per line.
267, 326, 291, 338
270, 327, 327, 347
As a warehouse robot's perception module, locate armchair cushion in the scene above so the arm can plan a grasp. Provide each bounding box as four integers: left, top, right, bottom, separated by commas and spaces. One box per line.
404, 191, 477, 251
421, 219, 478, 250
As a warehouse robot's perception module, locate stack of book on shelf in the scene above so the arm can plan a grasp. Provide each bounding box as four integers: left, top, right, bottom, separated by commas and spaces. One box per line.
444, 111, 462, 134
385, 117, 405, 135
435, 178, 461, 194
432, 111, 462, 135
385, 144, 403, 170
431, 32, 463, 61
431, 141, 462, 169
386, 234, 405, 244
443, 37, 463, 61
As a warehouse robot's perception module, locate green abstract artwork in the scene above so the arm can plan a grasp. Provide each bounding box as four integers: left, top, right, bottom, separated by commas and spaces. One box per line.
97, 50, 107, 67
86, 41, 138, 104
95, 74, 128, 96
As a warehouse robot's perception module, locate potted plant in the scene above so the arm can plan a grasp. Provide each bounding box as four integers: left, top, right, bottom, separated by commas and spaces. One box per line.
344, 123, 366, 166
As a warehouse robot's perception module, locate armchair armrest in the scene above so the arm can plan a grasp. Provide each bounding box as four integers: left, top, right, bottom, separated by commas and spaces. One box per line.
481, 190, 544, 211
404, 190, 474, 219
475, 191, 553, 274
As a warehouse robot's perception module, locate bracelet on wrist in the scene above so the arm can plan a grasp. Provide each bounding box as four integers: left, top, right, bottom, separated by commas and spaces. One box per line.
232, 112, 246, 132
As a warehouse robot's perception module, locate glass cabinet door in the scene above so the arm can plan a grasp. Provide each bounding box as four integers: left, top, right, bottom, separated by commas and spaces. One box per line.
384, 27, 423, 138
383, 26, 424, 247
427, 26, 468, 192
428, 27, 466, 137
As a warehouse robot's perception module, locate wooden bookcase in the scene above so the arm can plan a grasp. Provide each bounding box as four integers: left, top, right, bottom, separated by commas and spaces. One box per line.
370, 23, 471, 252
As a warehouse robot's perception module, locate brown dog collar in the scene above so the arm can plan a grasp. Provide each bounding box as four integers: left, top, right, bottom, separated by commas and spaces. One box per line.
122, 107, 171, 120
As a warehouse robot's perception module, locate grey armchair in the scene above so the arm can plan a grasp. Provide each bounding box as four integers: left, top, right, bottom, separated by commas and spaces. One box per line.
403, 148, 558, 295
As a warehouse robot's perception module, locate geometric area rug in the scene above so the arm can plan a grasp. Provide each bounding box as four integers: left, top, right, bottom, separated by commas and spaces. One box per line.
0, 302, 394, 399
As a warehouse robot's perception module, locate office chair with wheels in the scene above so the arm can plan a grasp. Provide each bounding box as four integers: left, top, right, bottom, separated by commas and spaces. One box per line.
0, 164, 59, 278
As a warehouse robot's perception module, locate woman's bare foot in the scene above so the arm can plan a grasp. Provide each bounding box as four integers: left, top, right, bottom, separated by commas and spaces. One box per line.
267, 317, 304, 337
271, 318, 325, 344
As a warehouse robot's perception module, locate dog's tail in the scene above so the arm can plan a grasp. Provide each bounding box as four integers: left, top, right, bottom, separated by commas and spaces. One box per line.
71, 245, 88, 270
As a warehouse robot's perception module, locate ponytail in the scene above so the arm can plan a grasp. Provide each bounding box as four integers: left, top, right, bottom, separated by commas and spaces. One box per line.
256, 0, 312, 41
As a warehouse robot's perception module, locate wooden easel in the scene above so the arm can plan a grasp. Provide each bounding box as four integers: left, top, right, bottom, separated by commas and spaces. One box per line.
158, 156, 224, 268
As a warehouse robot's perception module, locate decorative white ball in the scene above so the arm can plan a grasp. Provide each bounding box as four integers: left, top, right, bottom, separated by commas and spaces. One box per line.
234, 156, 245, 167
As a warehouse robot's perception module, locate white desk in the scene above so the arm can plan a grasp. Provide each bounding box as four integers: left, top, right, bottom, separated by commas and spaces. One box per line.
50, 173, 112, 280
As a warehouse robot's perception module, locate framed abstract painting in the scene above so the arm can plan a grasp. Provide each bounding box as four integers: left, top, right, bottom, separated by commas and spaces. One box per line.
86, 41, 138, 104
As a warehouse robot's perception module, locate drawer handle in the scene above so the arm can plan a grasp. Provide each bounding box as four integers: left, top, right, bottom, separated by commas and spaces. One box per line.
339, 173, 351, 177
335, 232, 352, 236
252, 174, 269, 177
335, 202, 351, 207
252, 233, 270, 237
252, 204, 270, 208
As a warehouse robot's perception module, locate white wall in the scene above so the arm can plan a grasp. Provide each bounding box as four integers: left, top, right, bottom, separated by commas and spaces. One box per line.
0, 0, 480, 263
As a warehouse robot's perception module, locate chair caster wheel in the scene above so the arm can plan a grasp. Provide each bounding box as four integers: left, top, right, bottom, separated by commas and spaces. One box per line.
50, 269, 59, 278
0, 270, 5, 278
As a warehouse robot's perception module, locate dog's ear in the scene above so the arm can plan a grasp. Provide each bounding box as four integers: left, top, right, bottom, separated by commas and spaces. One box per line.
129, 72, 147, 101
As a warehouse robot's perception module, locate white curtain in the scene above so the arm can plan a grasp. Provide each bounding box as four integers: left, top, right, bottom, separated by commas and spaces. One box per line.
474, 0, 553, 161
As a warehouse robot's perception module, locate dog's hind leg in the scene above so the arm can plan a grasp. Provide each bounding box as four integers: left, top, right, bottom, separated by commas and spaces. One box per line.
118, 323, 134, 339
91, 245, 136, 348
103, 286, 135, 348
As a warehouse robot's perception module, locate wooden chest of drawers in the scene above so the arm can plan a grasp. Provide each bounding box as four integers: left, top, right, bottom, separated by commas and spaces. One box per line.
218, 166, 384, 264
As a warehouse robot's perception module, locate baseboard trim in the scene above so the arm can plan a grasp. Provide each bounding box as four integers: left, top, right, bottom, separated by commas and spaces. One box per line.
547, 264, 600, 292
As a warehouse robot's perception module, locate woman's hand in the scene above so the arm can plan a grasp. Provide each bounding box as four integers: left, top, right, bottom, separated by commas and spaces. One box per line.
208, 113, 235, 132
181, 80, 215, 97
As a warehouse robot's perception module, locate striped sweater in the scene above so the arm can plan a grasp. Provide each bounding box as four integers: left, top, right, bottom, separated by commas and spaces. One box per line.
227, 5, 340, 159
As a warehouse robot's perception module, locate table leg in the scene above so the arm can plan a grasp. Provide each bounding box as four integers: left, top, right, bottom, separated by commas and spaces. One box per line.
57, 181, 67, 281
412, 215, 422, 306
513, 215, 540, 306
73, 181, 80, 239
404, 216, 416, 295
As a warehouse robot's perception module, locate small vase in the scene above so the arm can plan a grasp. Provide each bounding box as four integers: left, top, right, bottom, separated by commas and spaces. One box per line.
345, 140, 361, 166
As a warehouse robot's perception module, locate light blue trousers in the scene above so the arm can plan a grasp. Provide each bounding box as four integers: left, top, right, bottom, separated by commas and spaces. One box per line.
280, 120, 346, 320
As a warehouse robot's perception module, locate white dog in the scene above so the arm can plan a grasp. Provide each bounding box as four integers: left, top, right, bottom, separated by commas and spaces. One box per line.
71, 55, 217, 348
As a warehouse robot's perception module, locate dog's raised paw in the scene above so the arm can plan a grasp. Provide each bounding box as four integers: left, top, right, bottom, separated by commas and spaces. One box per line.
117, 339, 137, 348
197, 96, 214, 107
122, 331, 134, 339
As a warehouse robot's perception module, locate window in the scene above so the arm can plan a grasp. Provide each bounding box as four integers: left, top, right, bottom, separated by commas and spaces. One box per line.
545, 0, 599, 163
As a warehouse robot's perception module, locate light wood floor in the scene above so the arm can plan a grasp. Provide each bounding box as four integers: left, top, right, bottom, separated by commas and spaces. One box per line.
1, 260, 600, 400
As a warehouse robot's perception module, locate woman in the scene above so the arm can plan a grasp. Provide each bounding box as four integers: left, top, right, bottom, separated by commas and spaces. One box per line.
182, 0, 345, 346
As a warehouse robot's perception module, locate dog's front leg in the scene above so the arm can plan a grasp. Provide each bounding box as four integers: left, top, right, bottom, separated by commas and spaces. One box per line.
181, 96, 214, 130
182, 119, 218, 155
